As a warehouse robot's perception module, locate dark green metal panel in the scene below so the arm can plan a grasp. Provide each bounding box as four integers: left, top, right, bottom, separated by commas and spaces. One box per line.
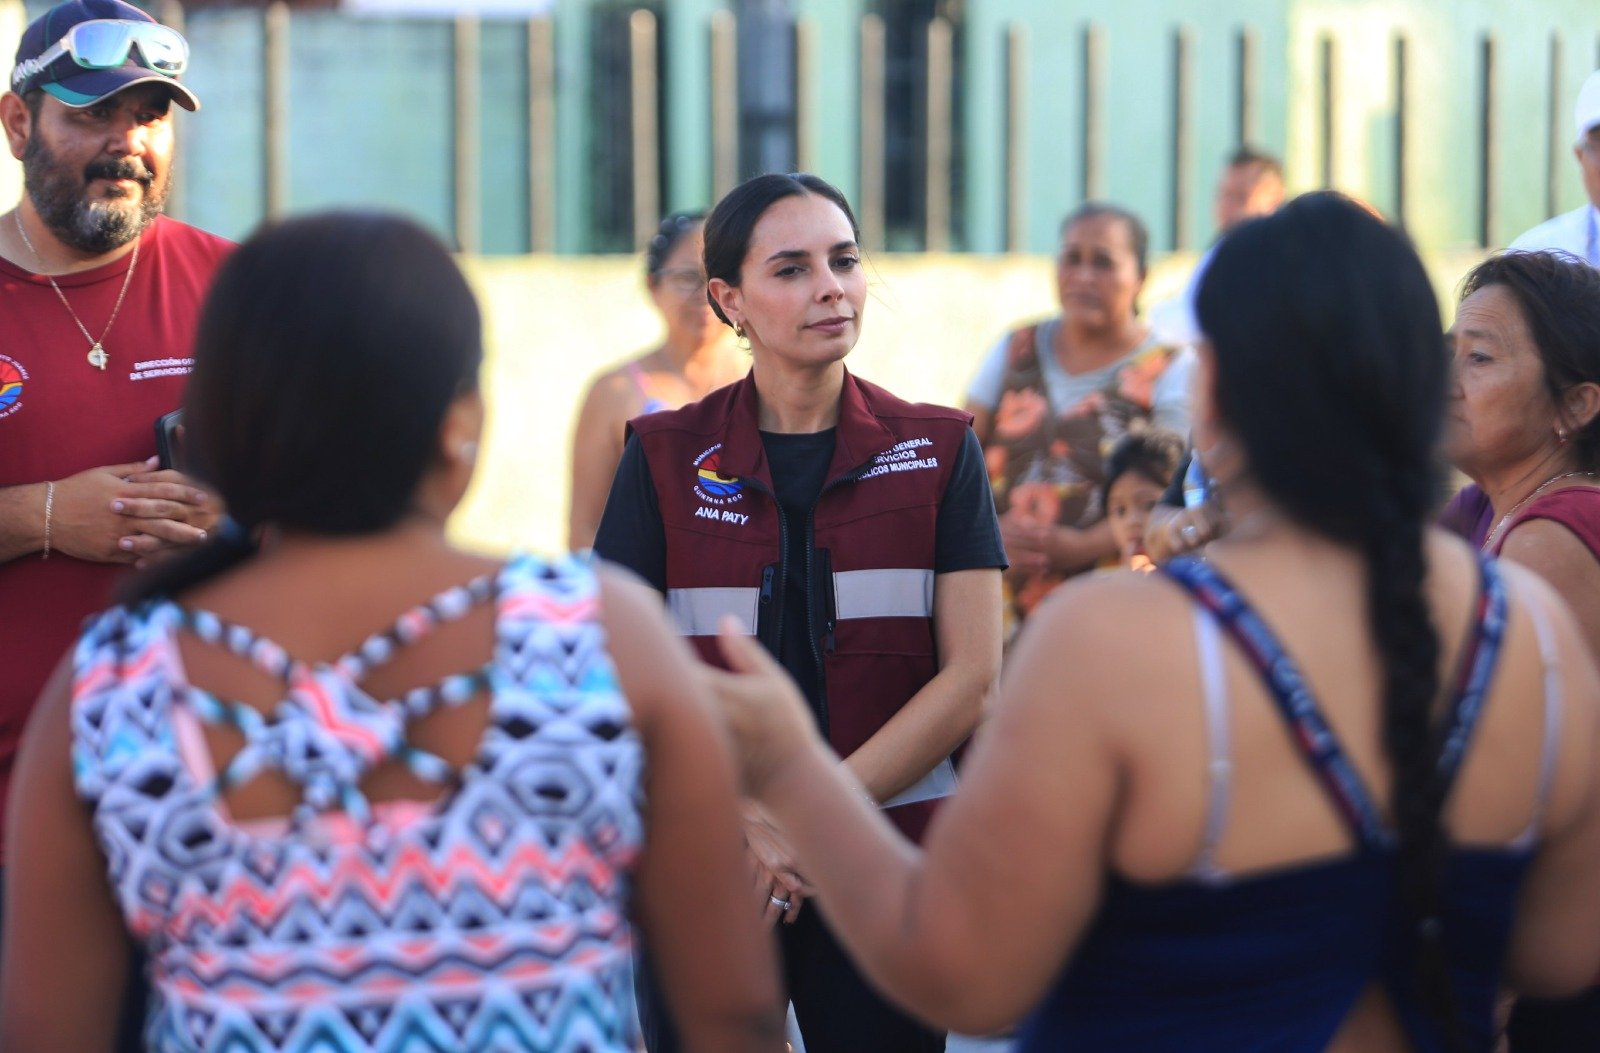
15, 0, 1599, 256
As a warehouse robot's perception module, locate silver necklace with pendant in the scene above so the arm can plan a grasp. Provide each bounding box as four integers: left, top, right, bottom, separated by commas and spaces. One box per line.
13, 210, 140, 371
1482, 470, 1598, 552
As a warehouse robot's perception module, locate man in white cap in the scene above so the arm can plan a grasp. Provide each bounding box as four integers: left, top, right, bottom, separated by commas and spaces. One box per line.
0, 0, 230, 1001
1509, 69, 1600, 265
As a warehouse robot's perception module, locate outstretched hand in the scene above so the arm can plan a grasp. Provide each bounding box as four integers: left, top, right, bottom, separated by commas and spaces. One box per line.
704, 618, 822, 800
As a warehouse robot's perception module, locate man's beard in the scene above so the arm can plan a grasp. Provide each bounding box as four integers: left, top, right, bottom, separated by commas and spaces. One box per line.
22, 135, 168, 256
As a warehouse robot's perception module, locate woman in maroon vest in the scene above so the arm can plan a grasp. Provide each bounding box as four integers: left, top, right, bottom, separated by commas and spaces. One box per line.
1439, 250, 1600, 1049
594, 173, 1005, 1052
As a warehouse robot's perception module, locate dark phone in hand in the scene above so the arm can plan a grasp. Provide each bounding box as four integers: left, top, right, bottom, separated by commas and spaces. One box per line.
155, 410, 184, 471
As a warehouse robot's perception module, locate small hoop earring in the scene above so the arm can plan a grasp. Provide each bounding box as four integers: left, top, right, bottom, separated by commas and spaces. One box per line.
733, 323, 746, 339
1557, 425, 1570, 445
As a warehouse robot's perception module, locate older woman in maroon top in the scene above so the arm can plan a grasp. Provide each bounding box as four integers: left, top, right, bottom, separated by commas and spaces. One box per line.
1443, 252, 1600, 657
1443, 250, 1600, 1050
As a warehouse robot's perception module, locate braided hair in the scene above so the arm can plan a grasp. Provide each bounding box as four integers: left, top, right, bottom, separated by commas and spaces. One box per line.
1196, 192, 1466, 1048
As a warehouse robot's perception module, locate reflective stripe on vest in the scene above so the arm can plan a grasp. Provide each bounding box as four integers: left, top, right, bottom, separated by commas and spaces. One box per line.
833, 568, 935, 620
882, 756, 957, 808
666, 586, 760, 636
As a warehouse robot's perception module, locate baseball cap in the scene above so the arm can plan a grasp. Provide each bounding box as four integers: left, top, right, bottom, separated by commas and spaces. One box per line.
11, 0, 199, 111
1576, 69, 1600, 144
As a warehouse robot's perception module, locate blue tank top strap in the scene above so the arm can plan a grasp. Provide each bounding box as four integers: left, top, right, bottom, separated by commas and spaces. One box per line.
1160, 557, 1394, 852
1432, 556, 1509, 794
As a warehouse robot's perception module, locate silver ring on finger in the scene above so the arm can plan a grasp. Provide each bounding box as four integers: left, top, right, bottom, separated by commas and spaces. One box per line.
769, 894, 792, 911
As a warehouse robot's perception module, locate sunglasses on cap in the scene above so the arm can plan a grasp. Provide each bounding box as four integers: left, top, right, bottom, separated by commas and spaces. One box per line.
11, 19, 188, 94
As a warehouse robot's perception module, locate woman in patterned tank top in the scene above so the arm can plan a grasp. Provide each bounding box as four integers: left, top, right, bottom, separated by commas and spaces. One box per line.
0, 213, 784, 1053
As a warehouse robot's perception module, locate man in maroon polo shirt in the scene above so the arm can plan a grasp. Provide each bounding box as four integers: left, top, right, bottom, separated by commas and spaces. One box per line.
0, 0, 231, 920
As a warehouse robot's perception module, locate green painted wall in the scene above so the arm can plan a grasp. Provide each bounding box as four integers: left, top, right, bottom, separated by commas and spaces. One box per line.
793, 0, 865, 202
964, 0, 1292, 253
8, 0, 1600, 255
1288, 0, 1600, 250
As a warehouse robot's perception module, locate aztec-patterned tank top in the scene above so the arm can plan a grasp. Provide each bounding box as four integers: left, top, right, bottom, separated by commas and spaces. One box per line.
69, 552, 645, 1053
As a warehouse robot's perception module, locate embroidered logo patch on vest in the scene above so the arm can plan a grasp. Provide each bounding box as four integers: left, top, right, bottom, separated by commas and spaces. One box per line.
693, 445, 745, 506
0, 355, 28, 419
859, 436, 939, 480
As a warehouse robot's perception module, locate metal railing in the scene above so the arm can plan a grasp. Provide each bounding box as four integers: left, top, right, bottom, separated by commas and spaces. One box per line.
5, 0, 1598, 256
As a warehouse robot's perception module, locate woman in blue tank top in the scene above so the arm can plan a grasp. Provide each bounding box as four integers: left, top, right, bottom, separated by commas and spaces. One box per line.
706, 192, 1600, 1051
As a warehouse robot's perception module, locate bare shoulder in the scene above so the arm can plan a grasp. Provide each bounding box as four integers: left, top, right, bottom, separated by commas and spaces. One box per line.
21, 652, 76, 763
1005, 569, 1193, 716
1422, 527, 1484, 611
1495, 551, 1582, 614
1501, 517, 1600, 581
7, 650, 80, 841
580, 358, 649, 408
1493, 552, 1599, 675
1021, 568, 1190, 644
1497, 553, 1600, 827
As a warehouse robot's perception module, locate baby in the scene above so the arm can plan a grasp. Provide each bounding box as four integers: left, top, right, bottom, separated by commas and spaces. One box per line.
1102, 428, 1186, 573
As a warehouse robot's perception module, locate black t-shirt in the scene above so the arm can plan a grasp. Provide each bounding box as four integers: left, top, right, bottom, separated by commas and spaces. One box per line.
761, 429, 839, 711
1161, 450, 1192, 509
593, 427, 1007, 715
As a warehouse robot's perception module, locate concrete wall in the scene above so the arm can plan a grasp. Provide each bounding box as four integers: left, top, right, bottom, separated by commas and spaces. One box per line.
450, 246, 1484, 555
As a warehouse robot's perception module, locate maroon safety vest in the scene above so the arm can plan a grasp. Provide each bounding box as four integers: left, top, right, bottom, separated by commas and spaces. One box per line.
629, 369, 974, 842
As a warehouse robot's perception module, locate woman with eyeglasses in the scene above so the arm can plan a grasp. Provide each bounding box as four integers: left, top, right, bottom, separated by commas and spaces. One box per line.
567, 211, 746, 551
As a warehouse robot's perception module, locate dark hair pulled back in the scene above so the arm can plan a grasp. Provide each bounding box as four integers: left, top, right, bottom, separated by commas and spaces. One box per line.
1197, 192, 1466, 1049
1460, 250, 1600, 471
124, 211, 483, 603
1225, 144, 1284, 181
701, 172, 860, 328
644, 210, 706, 281
1058, 201, 1150, 278
1101, 426, 1185, 507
